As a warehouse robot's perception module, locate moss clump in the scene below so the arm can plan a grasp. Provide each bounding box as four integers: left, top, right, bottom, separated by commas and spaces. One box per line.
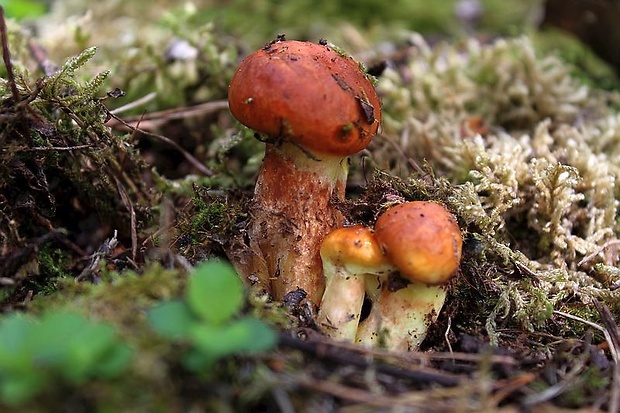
29, 263, 185, 329
0, 24, 162, 306
366, 35, 620, 336
190, 193, 236, 240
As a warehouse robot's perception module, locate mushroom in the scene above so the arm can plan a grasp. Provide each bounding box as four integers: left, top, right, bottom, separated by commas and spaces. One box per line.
227, 38, 381, 305
316, 225, 393, 341
356, 201, 463, 351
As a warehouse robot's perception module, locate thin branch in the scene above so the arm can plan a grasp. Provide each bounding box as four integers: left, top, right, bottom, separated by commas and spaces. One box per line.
107, 99, 229, 130
76, 231, 119, 282
593, 301, 620, 363
578, 239, 620, 267
611, 362, 620, 413
554, 310, 610, 342
286, 329, 517, 366
28, 39, 59, 76
0, 6, 20, 102
114, 176, 138, 262
291, 375, 449, 410
109, 92, 157, 115
280, 331, 464, 387
105, 109, 214, 176
21, 144, 94, 152
592, 301, 620, 413
522, 335, 594, 407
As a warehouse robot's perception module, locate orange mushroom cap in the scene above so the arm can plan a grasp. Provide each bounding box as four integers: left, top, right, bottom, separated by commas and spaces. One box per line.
374, 201, 463, 285
320, 225, 391, 272
228, 39, 381, 157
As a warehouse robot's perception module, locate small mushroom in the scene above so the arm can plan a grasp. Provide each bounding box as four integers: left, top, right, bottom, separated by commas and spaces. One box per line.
356, 201, 463, 351
316, 225, 392, 341
228, 38, 381, 305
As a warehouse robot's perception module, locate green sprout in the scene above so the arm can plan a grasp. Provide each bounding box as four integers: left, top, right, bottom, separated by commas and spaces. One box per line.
0, 311, 133, 406
147, 260, 277, 371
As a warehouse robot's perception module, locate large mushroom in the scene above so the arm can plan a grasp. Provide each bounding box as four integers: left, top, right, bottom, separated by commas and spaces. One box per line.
228, 38, 381, 305
356, 201, 463, 351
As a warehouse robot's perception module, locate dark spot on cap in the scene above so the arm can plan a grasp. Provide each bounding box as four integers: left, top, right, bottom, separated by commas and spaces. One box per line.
331, 73, 353, 92
357, 97, 376, 124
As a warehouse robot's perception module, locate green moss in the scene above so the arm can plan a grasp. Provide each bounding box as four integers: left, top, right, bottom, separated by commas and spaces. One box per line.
189, 192, 239, 244
554, 304, 604, 338
34, 246, 71, 293
30, 263, 182, 320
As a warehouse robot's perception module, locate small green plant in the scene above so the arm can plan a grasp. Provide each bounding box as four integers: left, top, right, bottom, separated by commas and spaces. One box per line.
148, 260, 277, 370
0, 311, 133, 406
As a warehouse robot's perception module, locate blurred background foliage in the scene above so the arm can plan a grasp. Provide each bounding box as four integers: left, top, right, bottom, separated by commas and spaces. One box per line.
9, 0, 540, 37
9, 0, 614, 106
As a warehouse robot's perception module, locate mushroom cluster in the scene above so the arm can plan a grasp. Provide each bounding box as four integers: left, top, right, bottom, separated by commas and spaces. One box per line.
317, 201, 463, 351
227, 37, 463, 352
228, 37, 381, 306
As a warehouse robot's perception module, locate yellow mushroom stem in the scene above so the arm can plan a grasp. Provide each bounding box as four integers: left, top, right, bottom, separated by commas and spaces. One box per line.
356, 274, 448, 351
316, 225, 392, 342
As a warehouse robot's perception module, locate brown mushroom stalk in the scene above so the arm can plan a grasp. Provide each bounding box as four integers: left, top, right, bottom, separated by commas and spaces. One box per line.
316, 225, 393, 341
227, 38, 381, 305
355, 201, 463, 351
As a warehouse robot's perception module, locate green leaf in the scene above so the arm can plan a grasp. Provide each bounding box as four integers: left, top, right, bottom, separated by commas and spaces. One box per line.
184, 324, 224, 370
0, 315, 42, 405
0, 314, 33, 353
186, 260, 244, 325
0, 374, 46, 406
0, 310, 132, 404
28, 312, 90, 367
147, 300, 196, 339
91, 343, 133, 378
186, 317, 276, 370
62, 323, 121, 382
0, 0, 47, 20
228, 317, 277, 353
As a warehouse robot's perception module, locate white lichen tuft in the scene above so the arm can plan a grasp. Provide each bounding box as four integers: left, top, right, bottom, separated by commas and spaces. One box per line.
373, 34, 620, 333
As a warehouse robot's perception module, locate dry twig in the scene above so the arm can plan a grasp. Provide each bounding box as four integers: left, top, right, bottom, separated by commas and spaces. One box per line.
593, 301, 620, 413
107, 100, 229, 130
0, 7, 19, 102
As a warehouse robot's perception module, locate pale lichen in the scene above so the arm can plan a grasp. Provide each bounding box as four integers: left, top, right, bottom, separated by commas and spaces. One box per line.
373, 34, 620, 336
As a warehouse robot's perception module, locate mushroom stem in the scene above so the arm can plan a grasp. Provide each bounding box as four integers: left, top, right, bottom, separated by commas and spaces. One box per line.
315, 225, 392, 341
248, 142, 348, 305
317, 259, 367, 340
356, 276, 448, 351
